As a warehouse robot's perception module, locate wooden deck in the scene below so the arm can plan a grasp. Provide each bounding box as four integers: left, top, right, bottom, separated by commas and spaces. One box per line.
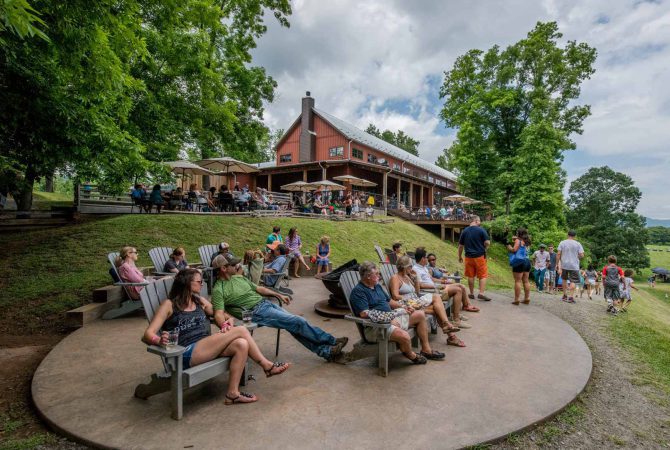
387, 209, 470, 242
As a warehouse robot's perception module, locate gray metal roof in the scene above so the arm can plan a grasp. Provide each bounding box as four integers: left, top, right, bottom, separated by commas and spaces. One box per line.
256, 161, 276, 169
314, 108, 457, 182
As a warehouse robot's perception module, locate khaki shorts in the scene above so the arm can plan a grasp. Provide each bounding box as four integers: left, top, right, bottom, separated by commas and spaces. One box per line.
364, 310, 409, 343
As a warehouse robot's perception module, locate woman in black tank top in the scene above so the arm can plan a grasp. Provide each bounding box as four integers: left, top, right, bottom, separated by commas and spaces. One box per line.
142, 269, 290, 405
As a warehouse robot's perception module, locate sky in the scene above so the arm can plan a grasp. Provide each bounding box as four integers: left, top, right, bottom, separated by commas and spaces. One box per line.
251, 0, 670, 219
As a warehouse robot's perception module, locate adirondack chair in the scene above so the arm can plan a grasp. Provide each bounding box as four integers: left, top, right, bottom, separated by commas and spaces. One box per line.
133, 276, 250, 420
198, 244, 219, 292
339, 270, 419, 377
102, 252, 148, 320
148, 247, 178, 276
374, 244, 387, 263
261, 254, 294, 295
378, 263, 439, 334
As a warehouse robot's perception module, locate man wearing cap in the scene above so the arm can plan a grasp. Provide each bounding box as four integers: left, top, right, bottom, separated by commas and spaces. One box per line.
210, 242, 235, 266
211, 254, 348, 361
532, 244, 551, 293
557, 230, 585, 303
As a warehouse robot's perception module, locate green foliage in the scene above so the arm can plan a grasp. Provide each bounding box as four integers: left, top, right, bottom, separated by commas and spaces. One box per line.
439, 21, 596, 228
0, 0, 48, 43
0, 0, 292, 210
365, 123, 420, 156
648, 227, 670, 245
567, 166, 649, 270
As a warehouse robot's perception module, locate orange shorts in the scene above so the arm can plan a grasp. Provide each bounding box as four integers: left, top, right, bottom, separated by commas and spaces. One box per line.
464, 256, 488, 279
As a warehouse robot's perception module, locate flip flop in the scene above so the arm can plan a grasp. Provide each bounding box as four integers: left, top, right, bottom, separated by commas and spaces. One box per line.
477, 294, 492, 301
225, 391, 257, 405
447, 336, 466, 347
264, 361, 291, 378
463, 305, 480, 312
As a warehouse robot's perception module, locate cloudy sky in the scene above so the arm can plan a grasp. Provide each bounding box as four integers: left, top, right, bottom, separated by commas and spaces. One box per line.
251, 0, 670, 219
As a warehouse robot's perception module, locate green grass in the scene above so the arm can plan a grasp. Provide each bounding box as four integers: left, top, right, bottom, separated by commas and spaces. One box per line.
30, 191, 73, 210
1, 215, 513, 332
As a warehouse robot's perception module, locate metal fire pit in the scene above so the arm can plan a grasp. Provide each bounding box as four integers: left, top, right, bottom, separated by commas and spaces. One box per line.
314, 259, 358, 318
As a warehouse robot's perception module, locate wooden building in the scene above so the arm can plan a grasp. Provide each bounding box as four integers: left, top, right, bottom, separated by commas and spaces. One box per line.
256, 92, 459, 209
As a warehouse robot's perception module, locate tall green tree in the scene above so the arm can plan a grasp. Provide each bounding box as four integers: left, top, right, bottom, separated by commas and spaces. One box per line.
365, 124, 420, 156
0, 0, 48, 43
439, 22, 596, 231
648, 227, 670, 245
567, 166, 649, 270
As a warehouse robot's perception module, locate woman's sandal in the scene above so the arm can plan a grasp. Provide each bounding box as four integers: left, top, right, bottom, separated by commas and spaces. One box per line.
512, 301, 520, 305
403, 352, 427, 364
463, 305, 480, 312
447, 336, 466, 347
225, 391, 257, 405
264, 361, 290, 378
522, 299, 530, 304
442, 324, 460, 333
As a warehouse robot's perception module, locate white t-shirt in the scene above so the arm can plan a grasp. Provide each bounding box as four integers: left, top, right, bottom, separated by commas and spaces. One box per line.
412, 263, 435, 288
557, 239, 584, 271
533, 250, 551, 270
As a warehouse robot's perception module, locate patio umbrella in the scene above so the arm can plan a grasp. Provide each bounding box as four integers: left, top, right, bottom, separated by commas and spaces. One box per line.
332, 175, 377, 188
652, 267, 670, 275
195, 157, 259, 189
304, 180, 346, 191
280, 181, 313, 192
461, 198, 482, 205
444, 194, 470, 202
163, 161, 214, 189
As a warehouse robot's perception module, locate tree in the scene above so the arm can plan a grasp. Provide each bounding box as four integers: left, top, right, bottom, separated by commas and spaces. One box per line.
0, 0, 48, 43
648, 227, 670, 245
365, 124, 420, 156
439, 22, 596, 231
567, 166, 649, 270
0, 0, 291, 210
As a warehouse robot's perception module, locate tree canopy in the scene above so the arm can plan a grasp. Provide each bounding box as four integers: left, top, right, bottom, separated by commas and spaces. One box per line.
0, 0, 291, 210
365, 124, 420, 156
438, 21, 596, 233
567, 166, 649, 270
648, 227, 670, 245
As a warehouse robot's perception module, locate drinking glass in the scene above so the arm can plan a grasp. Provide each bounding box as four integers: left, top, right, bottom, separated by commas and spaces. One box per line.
166, 330, 179, 349
242, 309, 253, 325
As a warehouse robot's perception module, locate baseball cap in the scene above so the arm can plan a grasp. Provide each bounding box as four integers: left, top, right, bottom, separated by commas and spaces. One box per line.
539, 244, 546, 248
218, 242, 230, 251
266, 241, 280, 251
212, 254, 241, 269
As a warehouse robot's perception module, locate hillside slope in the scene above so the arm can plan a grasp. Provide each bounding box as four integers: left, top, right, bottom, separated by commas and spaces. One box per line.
2, 215, 512, 333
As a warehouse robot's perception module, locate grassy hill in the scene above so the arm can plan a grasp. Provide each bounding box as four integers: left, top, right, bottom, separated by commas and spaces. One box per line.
1, 214, 513, 334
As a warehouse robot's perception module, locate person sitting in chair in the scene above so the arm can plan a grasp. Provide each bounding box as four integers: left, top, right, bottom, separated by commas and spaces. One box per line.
349, 261, 446, 364
211, 242, 235, 266
142, 269, 289, 405
115, 246, 149, 299
263, 243, 288, 287
211, 254, 348, 362
164, 247, 188, 273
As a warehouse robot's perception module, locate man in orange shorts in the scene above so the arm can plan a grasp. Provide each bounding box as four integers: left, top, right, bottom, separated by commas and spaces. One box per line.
458, 215, 491, 301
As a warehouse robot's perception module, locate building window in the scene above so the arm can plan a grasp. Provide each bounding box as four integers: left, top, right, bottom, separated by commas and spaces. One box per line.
352, 148, 363, 159
393, 163, 401, 171
329, 146, 344, 157
279, 154, 292, 163
367, 153, 377, 164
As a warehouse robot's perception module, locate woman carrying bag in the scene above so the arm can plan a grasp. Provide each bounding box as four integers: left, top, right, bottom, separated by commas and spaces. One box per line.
507, 228, 532, 305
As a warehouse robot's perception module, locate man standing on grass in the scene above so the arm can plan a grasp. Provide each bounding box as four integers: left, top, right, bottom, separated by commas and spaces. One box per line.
458, 215, 491, 301
557, 230, 585, 303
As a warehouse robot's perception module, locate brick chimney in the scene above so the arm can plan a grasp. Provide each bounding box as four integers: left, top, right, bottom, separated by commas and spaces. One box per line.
299, 91, 316, 162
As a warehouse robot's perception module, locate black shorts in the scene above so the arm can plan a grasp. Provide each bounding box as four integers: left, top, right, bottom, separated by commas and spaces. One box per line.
562, 269, 580, 284
512, 259, 531, 273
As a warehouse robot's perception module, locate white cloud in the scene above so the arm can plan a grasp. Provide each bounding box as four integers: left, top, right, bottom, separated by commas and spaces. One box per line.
252, 0, 670, 218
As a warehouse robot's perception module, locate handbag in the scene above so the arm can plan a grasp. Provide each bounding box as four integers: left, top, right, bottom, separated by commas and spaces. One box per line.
508, 244, 527, 267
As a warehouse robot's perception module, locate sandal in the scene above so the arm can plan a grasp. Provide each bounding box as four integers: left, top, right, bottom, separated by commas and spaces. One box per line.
225, 391, 257, 405
512, 301, 520, 305
442, 324, 460, 333
420, 350, 445, 360
264, 361, 291, 378
403, 352, 427, 365
522, 299, 530, 304
447, 336, 466, 347
468, 294, 475, 300
463, 305, 480, 312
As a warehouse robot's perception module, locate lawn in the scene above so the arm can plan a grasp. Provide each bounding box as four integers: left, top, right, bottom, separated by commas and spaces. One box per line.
1, 214, 513, 334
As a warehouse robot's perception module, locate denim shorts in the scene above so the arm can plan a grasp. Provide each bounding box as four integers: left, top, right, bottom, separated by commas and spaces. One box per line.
182, 343, 197, 369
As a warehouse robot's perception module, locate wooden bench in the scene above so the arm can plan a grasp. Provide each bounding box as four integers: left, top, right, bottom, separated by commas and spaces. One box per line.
133, 276, 249, 420
339, 270, 419, 377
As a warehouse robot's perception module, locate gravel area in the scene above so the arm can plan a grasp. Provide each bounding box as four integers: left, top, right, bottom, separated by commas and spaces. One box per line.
489, 289, 670, 449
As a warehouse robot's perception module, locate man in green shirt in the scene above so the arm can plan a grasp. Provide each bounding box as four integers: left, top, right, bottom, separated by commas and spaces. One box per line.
211, 255, 347, 361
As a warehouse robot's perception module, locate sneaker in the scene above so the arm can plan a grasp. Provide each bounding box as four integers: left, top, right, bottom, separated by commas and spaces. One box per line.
561, 295, 568, 302
567, 297, 575, 303
453, 320, 472, 329
327, 341, 347, 361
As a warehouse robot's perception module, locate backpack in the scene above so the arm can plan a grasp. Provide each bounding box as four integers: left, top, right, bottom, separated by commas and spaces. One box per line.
603, 266, 621, 288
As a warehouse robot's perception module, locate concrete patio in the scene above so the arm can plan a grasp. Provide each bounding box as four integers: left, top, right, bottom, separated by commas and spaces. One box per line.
33, 278, 592, 449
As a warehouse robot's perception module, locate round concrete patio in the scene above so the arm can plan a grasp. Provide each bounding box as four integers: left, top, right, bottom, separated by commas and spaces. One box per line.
33, 278, 592, 449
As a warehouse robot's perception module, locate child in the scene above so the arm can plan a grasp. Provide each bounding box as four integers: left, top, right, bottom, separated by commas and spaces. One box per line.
620, 269, 638, 312
315, 236, 331, 275
602, 255, 624, 315
595, 271, 602, 296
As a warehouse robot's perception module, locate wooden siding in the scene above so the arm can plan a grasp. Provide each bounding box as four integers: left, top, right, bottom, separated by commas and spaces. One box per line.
276, 125, 300, 165
314, 116, 348, 161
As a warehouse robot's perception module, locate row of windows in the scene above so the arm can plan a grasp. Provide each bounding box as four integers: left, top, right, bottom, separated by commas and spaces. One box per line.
329, 146, 344, 157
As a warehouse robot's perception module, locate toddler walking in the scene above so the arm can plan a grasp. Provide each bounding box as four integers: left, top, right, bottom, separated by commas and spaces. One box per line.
602, 255, 624, 316
620, 269, 638, 312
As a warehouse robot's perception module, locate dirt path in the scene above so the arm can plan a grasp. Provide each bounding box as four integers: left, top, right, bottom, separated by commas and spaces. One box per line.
489, 289, 670, 449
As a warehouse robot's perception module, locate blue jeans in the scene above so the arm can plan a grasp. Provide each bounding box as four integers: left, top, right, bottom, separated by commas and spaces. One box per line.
535, 268, 547, 291
252, 300, 336, 359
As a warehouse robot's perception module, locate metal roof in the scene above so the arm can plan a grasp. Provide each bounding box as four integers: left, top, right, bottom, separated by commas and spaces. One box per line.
313, 108, 457, 182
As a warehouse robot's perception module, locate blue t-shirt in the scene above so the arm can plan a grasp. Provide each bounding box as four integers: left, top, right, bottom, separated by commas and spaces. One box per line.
263, 255, 286, 286
458, 226, 490, 258
349, 282, 391, 317
549, 252, 557, 270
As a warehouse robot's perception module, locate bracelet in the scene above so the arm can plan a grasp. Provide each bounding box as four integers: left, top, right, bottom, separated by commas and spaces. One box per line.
150, 334, 160, 345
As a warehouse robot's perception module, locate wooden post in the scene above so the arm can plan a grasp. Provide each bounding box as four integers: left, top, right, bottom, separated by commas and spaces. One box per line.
267, 173, 272, 191
419, 185, 424, 208
441, 224, 445, 241
451, 227, 455, 243
383, 171, 388, 215
409, 182, 413, 209
396, 178, 401, 207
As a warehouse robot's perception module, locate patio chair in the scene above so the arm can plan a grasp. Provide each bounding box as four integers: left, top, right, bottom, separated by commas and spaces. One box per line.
261, 254, 294, 295
134, 276, 249, 420
102, 252, 148, 320
374, 244, 387, 263
339, 270, 418, 377
198, 244, 219, 292
148, 247, 179, 276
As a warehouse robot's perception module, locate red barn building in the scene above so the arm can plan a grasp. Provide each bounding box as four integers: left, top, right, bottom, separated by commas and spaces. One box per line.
256, 92, 459, 210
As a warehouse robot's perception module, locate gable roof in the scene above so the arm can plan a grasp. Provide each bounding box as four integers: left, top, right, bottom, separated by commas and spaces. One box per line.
313, 108, 457, 182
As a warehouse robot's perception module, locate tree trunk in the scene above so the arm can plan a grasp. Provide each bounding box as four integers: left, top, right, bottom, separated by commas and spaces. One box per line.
45, 173, 55, 192
12, 166, 36, 213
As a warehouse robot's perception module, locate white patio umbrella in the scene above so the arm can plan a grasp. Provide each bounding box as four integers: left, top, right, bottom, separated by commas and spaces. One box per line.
195, 157, 259, 189
444, 194, 470, 202
304, 180, 347, 191
332, 175, 377, 187
280, 181, 313, 192
163, 161, 215, 189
